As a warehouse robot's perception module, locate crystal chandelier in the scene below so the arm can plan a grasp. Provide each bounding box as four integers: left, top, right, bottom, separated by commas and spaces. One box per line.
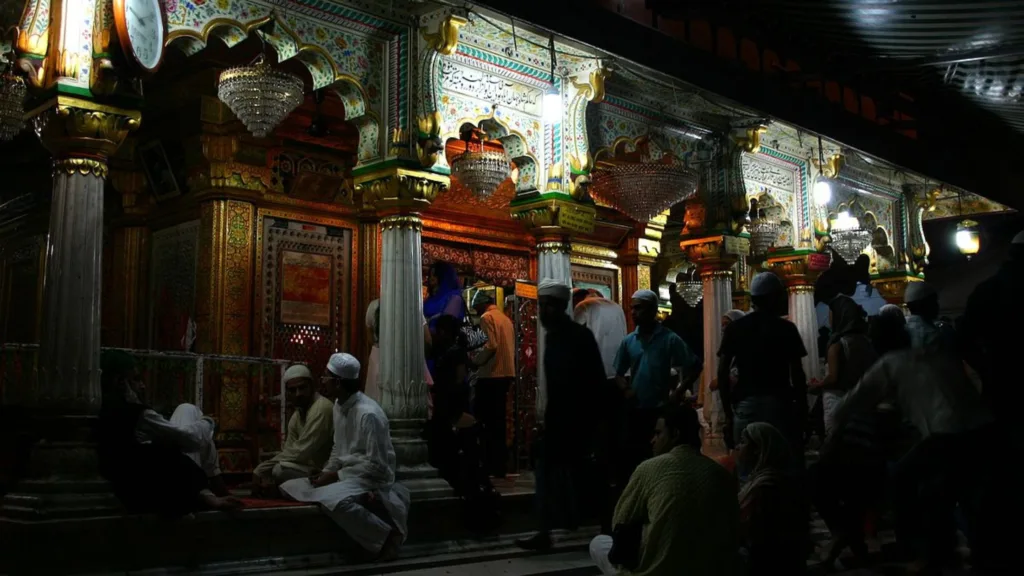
450, 128, 510, 198
829, 211, 872, 264
218, 56, 304, 138
590, 156, 698, 222
673, 267, 703, 307
748, 198, 780, 257
0, 70, 26, 141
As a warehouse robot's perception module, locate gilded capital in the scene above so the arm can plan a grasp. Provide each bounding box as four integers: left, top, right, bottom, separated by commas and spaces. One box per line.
680, 235, 743, 275
509, 194, 596, 237
766, 252, 827, 288
355, 166, 449, 213
422, 15, 467, 56
30, 96, 141, 162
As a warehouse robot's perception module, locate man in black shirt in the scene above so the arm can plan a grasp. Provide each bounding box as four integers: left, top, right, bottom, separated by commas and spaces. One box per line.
518, 278, 606, 550
718, 272, 807, 460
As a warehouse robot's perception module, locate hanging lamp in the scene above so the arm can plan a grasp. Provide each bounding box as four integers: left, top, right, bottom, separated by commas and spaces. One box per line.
0, 64, 26, 141
813, 135, 832, 206
217, 27, 304, 139
675, 267, 703, 307
829, 210, 872, 264
953, 188, 981, 259
449, 126, 510, 198
748, 197, 780, 257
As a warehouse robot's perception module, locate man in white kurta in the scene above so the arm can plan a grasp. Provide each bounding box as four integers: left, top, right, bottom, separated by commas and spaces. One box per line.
280, 353, 411, 559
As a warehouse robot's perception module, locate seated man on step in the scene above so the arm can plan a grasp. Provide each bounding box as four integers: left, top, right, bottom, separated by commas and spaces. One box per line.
252, 364, 334, 497
97, 350, 242, 517
280, 353, 411, 561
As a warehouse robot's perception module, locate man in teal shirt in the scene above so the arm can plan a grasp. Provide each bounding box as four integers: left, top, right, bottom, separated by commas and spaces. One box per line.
614, 289, 701, 485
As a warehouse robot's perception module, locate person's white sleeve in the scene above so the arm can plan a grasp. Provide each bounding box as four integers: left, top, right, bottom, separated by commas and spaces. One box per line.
339, 413, 392, 483
137, 409, 209, 452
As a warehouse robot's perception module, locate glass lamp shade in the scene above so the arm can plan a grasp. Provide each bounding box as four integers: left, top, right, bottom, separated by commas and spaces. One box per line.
813, 176, 832, 206
955, 219, 981, 258
542, 90, 561, 124
217, 57, 304, 138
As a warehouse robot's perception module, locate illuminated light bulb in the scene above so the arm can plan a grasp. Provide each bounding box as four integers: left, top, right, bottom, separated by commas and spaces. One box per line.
813, 176, 832, 206
542, 90, 561, 124
955, 219, 980, 259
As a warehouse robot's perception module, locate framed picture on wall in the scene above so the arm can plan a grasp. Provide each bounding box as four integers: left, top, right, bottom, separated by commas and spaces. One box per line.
571, 264, 618, 302
138, 140, 182, 201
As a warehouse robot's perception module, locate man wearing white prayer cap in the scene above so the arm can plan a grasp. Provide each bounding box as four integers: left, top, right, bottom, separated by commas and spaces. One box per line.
518, 278, 606, 551
612, 288, 700, 488
903, 281, 957, 357
252, 364, 335, 495
717, 271, 807, 458
279, 352, 410, 561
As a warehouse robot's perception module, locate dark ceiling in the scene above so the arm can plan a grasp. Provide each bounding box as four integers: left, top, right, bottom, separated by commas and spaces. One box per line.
476, 0, 1024, 209
659, 0, 1024, 134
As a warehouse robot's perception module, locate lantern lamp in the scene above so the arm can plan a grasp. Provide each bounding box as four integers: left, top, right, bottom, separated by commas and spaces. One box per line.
955, 219, 981, 259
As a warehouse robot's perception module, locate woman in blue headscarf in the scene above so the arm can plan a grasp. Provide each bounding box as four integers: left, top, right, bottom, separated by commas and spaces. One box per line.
424, 262, 466, 330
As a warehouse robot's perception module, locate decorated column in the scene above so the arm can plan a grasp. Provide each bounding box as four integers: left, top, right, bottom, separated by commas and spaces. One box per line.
511, 196, 596, 420
681, 236, 742, 441
355, 166, 450, 498
769, 252, 828, 386
33, 98, 141, 410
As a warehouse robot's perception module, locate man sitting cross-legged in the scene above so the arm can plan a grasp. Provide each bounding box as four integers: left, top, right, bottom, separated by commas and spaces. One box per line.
280, 353, 410, 562
252, 364, 334, 497
97, 350, 242, 517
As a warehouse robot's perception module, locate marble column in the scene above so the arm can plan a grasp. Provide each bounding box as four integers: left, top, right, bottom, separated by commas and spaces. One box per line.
1, 102, 140, 521
378, 215, 428, 421
36, 165, 106, 410
356, 168, 449, 499
535, 237, 572, 421
700, 269, 733, 440
788, 285, 822, 385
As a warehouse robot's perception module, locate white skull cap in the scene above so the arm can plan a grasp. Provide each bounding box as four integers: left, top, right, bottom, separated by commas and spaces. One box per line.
326, 353, 360, 380
283, 364, 312, 382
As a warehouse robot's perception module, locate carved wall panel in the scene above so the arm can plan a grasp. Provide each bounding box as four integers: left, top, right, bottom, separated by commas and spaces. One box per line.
257, 214, 354, 453
422, 241, 530, 289
149, 221, 199, 351
742, 151, 805, 248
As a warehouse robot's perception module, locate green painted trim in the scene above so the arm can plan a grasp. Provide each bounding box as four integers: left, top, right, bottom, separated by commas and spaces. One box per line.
56, 84, 93, 98
508, 190, 585, 207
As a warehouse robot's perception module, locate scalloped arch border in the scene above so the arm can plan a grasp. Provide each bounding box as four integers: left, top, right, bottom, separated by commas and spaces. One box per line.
442, 112, 540, 193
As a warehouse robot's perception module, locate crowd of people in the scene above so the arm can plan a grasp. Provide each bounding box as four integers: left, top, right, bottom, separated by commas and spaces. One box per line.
92, 235, 1024, 572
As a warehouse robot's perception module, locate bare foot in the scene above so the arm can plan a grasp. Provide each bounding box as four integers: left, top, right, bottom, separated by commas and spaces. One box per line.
200, 492, 244, 511
376, 529, 403, 562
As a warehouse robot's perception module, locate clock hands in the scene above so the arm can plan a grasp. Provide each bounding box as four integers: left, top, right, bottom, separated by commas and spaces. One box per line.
129, 7, 153, 26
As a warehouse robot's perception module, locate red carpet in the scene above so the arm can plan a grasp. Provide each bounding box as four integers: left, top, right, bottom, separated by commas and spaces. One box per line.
236, 498, 312, 509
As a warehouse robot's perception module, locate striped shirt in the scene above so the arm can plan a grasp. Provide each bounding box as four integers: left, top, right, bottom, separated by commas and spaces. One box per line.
473, 305, 516, 378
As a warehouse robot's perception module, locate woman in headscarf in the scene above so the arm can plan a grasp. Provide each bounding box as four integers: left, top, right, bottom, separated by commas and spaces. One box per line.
816, 295, 877, 435
738, 422, 808, 575
364, 299, 382, 402
424, 262, 466, 331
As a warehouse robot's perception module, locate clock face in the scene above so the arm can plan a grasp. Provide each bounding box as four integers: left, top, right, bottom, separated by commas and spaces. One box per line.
119, 0, 165, 72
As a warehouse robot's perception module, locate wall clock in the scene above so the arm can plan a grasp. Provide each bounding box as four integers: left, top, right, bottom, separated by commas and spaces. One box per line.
113, 0, 166, 74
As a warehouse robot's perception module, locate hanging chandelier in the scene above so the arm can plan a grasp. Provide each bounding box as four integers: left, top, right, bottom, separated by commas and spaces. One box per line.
590, 155, 698, 222
748, 198, 780, 257
0, 70, 26, 141
829, 211, 872, 264
450, 128, 510, 198
675, 268, 703, 307
218, 56, 304, 138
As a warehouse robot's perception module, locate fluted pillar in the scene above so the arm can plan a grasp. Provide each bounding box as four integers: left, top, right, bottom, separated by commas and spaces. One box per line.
700, 268, 733, 438
1, 98, 140, 523
378, 215, 427, 420
788, 285, 821, 384
31, 99, 140, 411
769, 252, 826, 386
356, 166, 449, 499
535, 236, 572, 421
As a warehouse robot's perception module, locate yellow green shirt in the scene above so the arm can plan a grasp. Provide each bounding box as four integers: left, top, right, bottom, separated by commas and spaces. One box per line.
255, 394, 334, 475
613, 445, 739, 576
